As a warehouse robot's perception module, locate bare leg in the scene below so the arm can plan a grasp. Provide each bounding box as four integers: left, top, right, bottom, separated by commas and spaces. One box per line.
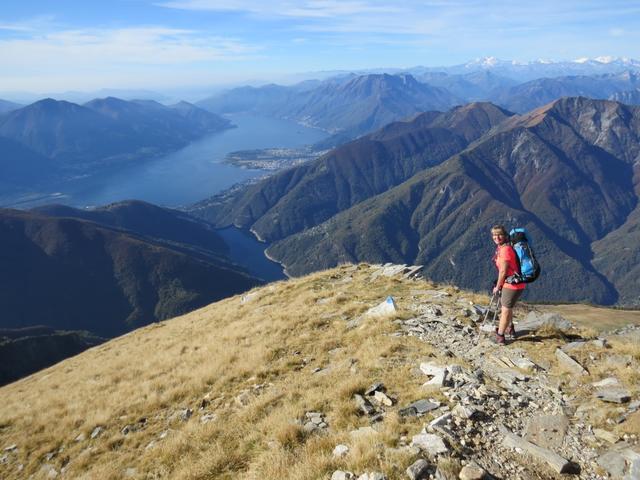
498, 305, 512, 335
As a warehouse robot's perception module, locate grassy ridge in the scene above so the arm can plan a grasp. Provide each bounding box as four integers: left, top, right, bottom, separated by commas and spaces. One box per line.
0, 264, 638, 479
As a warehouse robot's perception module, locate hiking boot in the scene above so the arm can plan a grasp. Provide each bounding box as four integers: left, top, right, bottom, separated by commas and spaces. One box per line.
505, 323, 517, 340
492, 332, 506, 346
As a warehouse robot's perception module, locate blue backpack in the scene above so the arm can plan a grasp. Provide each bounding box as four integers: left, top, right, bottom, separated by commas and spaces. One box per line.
507, 228, 541, 284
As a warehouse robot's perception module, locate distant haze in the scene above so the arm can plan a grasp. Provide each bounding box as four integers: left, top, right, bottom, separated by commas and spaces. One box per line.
1, 0, 639, 97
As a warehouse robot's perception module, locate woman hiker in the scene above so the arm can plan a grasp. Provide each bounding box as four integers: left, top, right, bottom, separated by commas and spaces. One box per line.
491, 225, 525, 345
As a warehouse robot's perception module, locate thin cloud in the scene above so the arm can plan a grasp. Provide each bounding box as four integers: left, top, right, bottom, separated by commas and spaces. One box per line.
0, 15, 58, 33
0, 23, 34, 32
0, 26, 260, 68
157, 0, 403, 17
158, 0, 640, 37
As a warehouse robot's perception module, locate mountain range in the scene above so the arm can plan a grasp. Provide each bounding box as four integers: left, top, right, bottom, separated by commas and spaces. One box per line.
198, 73, 460, 143
0, 97, 232, 194
198, 68, 640, 146
0, 99, 22, 114
192, 97, 640, 306
494, 71, 640, 113
0, 201, 259, 338
410, 56, 640, 81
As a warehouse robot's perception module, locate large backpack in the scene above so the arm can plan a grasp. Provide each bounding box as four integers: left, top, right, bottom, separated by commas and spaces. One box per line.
507, 227, 541, 284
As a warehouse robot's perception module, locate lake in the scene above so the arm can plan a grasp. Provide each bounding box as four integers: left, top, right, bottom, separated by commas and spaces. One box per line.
57, 114, 328, 208
217, 226, 287, 282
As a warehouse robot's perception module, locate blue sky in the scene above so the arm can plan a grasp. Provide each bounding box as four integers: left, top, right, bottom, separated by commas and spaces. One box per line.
1, 0, 639, 93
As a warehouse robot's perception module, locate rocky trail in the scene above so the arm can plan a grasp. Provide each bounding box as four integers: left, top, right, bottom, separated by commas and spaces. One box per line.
336, 265, 639, 480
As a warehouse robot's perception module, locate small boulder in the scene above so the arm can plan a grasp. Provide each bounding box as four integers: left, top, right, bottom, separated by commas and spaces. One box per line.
365, 382, 385, 396
333, 444, 349, 458
331, 471, 355, 480
406, 459, 430, 480
595, 389, 631, 404
354, 394, 376, 415
374, 391, 394, 406
458, 462, 486, 480
411, 433, 449, 456
357, 473, 387, 480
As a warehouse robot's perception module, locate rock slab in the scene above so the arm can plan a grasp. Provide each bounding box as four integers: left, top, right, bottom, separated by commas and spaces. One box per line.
502, 430, 571, 474
524, 414, 569, 450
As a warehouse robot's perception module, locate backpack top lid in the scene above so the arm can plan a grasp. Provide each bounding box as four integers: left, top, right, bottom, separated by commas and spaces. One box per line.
509, 227, 529, 244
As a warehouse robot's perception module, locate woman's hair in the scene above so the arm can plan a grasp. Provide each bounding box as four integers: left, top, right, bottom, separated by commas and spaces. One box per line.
491, 224, 508, 236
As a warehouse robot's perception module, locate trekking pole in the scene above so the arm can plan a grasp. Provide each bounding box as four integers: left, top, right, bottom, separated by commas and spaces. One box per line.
492, 294, 501, 325
482, 291, 499, 324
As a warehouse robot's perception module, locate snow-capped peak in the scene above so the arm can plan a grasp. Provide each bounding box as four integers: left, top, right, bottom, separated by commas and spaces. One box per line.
595, 56, 619, 64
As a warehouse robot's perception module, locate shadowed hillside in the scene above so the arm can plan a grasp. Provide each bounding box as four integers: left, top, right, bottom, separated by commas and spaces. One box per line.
0, 208, 260, 337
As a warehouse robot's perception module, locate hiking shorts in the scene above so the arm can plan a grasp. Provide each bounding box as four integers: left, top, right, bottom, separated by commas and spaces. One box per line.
501, 288, 523, 308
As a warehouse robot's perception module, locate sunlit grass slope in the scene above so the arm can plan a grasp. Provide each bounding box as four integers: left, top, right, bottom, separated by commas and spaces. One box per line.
0, 263, 638, 479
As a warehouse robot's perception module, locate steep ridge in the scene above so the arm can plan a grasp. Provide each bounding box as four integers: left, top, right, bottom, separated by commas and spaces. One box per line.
198, 73, 461, 140
265, 98, 640, 304
0, 264, 637, 479
0, 97, 232, 168
0, 98, 128, 163
32, 200, 229, 258
0, 208, 260, 337
85, 97, 230, 143
495, 71, 640, 112
0, 98, 22, 114
0, 136, 56, 190
288, 73, 460, 137
591, 161, 640, 305
0, 327, 104, 386
191, 102, 512, 242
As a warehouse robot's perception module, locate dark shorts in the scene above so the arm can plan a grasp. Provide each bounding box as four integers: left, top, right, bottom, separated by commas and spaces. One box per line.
501, 288, 523, 308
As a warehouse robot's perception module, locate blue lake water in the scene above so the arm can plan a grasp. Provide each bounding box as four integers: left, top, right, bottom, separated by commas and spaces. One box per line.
217, 226, 287, 282
60, 114, 327, 208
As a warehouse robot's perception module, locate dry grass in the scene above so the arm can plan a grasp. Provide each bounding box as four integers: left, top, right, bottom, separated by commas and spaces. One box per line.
1, 264, 638, 479
0, 264, 443, 479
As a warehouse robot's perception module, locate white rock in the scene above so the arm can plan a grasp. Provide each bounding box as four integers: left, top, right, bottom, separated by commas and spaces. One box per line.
459, 462, 486, 480
357, 473, 387, 480
592, 377, 620, 388
365, 297, 397, 317
452, 404, 478, 420
420, 363, 448, 387
331, 471, 355, 480
374, 391, 394, 406
240, 291, 259, 304
333, 444, 350, 458
90, 427, 103, 439
411, 433, 449, 455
